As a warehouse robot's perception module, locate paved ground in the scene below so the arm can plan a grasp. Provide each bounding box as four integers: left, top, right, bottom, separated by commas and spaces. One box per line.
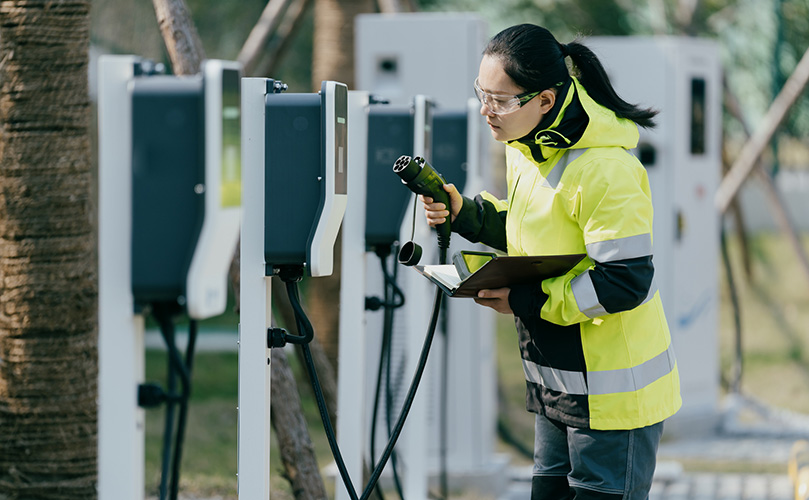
503, 470, 794, 500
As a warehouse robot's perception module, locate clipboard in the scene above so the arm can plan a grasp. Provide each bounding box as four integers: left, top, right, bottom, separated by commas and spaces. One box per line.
414, 251, 586, 298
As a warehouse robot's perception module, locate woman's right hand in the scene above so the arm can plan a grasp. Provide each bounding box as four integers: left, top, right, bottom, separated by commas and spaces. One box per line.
420, 183, 462, 228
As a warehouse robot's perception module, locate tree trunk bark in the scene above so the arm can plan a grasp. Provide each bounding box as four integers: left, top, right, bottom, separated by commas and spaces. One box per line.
253, 0, 314, 79
715, 44, 809, 213
270, 348, 329, 500
151, 0, 206, 75
237, 0, 294, 76
0, 1, 97, 498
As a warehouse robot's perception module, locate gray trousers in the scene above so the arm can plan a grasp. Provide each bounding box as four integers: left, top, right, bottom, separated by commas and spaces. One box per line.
531, 413, 664, 500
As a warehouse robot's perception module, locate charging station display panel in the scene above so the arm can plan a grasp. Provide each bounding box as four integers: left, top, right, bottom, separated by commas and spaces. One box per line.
131, 77, 205, 304
264, 93, 323, 271
186, 60, 243, 319
221, 68, 241, 207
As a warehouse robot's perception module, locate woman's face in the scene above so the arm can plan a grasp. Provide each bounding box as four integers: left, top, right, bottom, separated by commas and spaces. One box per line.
477, 54, 553, 142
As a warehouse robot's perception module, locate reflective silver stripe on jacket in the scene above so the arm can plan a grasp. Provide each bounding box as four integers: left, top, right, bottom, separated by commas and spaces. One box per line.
589, 344, 677, 395
571, 271, 658, 319
586, 233, 652, 263
522, 358, 588, 395
541, 148, 587, 189
570, 271, 607, 318
571, 233, 656, 318
522, 344, 676, 396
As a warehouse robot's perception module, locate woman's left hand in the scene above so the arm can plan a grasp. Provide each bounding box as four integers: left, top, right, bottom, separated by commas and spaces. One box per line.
474, 287, 513, 314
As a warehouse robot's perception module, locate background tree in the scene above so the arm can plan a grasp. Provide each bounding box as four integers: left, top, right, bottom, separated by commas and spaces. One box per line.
0, 1, 97, 498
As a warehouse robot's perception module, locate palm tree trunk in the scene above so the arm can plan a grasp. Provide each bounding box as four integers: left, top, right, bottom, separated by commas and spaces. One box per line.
0, 1, 97, 499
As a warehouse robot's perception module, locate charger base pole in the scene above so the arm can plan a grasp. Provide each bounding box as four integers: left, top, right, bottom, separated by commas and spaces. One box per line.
335, 90, 371, 500
97, 55, 146, 500
238, 77, 273, 499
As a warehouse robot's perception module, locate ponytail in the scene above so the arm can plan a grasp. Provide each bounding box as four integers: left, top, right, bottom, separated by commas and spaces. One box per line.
564, 40, 658, 129
485, 25, 658, 129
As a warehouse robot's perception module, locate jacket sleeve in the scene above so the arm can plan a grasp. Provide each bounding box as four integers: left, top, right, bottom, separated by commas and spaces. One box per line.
451, 191, 508, 253
539, 157, 657, 326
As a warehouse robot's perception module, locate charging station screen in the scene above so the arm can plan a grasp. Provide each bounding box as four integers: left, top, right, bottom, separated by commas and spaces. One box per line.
334, 84, 348, 195
221, 68, 241, 208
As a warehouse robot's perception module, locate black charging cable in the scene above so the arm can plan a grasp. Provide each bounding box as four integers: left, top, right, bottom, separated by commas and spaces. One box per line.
140, 301, 197, 500
268, 266, 313, 347
369, 247, 407, 500
438, 297, 449, 500
277, 247, 447, 500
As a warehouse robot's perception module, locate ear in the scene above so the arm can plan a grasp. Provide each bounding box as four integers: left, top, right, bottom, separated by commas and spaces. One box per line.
537, 89, 556, 114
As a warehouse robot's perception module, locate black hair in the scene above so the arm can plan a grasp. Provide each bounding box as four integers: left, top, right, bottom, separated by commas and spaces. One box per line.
484, 24, 658, 129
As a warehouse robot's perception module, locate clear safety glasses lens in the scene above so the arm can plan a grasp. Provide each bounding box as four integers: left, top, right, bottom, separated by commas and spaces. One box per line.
473, 81, 519, 115
473, 79, 541, 115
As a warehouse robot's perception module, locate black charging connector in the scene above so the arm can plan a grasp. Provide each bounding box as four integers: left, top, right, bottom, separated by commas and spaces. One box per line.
393, 155, 451, 251
138, 382, 171, 408
267, 328, 289, 348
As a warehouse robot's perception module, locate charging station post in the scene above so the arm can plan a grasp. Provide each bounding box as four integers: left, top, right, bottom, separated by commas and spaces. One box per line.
336, 94, 437, 500
98, 55, 144, 500
336, 94, 507, 500
336, 89, 371, 497
239, 77, 348, 499
98, 55, 242, 500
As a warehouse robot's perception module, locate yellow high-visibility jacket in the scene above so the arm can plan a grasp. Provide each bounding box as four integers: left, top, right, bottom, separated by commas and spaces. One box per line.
453, 76, 681, 430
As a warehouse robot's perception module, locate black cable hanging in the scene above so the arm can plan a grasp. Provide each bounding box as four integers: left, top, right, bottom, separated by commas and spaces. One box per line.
374, 249, 406, 500
279, 245, 448, 500
438, 288, 449, 500
148, 301, 198, 500
720, 218, 744, 394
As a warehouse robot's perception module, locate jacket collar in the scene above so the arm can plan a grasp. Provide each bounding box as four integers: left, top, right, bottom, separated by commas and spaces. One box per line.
509, 78, 588, 163
507, 76, 639, 165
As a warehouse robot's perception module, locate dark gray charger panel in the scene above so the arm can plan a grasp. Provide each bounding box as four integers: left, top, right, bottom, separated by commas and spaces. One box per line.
432, 109, 468, 195
131, 77, 205, 305
264, 92, 322, 271
364, 107, 414, 250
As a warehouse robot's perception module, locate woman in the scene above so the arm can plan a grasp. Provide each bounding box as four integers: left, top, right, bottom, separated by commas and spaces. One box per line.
421, 24, 681, 500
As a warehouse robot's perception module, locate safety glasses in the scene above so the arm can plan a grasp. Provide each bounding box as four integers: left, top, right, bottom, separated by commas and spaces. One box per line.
473, 78, 540, 115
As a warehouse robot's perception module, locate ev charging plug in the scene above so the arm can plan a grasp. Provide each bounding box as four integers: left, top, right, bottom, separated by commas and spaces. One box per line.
393, 155, 451, 264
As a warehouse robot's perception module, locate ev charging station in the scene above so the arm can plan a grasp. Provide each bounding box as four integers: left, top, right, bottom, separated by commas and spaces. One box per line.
586, 37, 723, 434
239, 77, 348, 499
97, 56, 242, 500
338, 93, 436, 500
346, 12, 507, 498
339, 94, 507, 500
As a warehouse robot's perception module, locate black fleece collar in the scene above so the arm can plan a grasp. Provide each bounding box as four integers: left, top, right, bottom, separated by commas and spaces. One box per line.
510, 78, 589, 164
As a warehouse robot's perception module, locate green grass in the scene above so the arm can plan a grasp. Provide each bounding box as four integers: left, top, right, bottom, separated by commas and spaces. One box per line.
141, 232, 809, 498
